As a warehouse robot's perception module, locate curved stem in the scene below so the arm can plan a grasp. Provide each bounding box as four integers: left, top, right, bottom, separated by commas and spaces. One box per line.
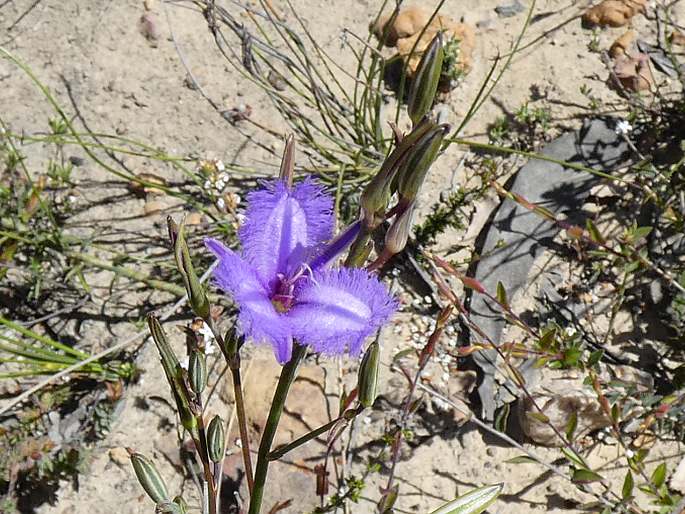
248, 344, 308, 514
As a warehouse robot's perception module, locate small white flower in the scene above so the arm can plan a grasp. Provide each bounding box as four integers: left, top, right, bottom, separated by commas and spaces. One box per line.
625, 449, 635, 458
235, 438, 242, 448
180, 356, 189, 370
215, 160, 226, 172
217, 197, 226, 211
564, 326, 577, 337
615, 120, 632, 136
198, 323, 216, 354
433, 398, 450, 411
236, 212, 247, 224
203, 180, 212, 190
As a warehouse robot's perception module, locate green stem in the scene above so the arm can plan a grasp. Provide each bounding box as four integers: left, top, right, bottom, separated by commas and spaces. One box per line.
248, 345, 307, 514
268, 406, 362, 461
449, 138, 626, 184
66, 251, 186, 296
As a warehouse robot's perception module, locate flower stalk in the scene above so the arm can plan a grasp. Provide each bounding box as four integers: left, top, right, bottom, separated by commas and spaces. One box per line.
248, 344, 308, 514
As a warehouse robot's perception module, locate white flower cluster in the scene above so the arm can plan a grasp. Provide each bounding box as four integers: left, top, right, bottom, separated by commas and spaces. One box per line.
615, 120, 632, 136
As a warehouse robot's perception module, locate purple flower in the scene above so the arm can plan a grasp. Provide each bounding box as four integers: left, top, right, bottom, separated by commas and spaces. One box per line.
205, 177, 396, 364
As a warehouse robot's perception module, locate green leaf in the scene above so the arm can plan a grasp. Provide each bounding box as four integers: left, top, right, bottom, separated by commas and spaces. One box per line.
572, 469, 604, 483
585, 219, 604, 244
496, 281, 508, 307
587, 349, 604, 368
506, 455, 537, 464
651, 462, 667, 488
538, 328, 556, 351
525, 411, 549, 424
622, 470, 634, 500
429, 484, 503, 514
633, 226, 652, 240
611, 403, 620, 424
393, 348, 414, 362
561, 448, 586, 468
565, 412, 578, 441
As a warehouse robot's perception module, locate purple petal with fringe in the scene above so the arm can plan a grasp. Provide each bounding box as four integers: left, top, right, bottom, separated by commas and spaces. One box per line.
239, 178, 334, 292
287, 267, 397, 356
206, 238, 293, 363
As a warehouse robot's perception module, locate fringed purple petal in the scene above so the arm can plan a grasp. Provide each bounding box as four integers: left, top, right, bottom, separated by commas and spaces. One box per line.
239, 178, 334, 291
205, 238, 293, 364
286, 268, 396, 356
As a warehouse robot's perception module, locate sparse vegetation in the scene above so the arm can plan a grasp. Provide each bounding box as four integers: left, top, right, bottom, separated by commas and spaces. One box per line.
1, 0, 685, 513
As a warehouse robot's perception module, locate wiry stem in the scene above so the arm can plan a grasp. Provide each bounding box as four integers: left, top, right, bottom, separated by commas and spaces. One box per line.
207, 321, 255, 499
248, 344, 307, 514
230, 362, 255, 493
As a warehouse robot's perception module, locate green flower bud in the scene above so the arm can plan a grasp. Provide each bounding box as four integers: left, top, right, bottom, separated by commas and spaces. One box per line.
378, 484, 399, 513
429, 483, 503, 514
408, 32, 444, 126
166, 216, 179, 247
130, 451, 170, 504
360, 117, 436, 230
207, 415, 225, 463
358, 341, 381, 408
148, 316, 198, 437
188, 350, 207, 395
169, 217, 210, 320
221, 326, 240, 369
397, 124, 448, 202
384, 202, 415, 256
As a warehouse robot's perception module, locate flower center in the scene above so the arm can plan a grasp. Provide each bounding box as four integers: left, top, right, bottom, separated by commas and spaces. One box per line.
270, 267, 312, 313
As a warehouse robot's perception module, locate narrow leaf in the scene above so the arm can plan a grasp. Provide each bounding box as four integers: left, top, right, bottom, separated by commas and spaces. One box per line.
622, 470, 634, 500
565, 412, 578, 440
572, 469, 604, 483
506, 455, 537, 464
650, 462, 667, 488
496, 281, 508, 307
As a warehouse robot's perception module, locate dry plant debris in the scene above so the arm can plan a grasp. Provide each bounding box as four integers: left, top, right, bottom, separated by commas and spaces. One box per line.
582, 0, 647, 27
612, 52, 654, 92
608, 29, 636, 58
670, 30, 685, 46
